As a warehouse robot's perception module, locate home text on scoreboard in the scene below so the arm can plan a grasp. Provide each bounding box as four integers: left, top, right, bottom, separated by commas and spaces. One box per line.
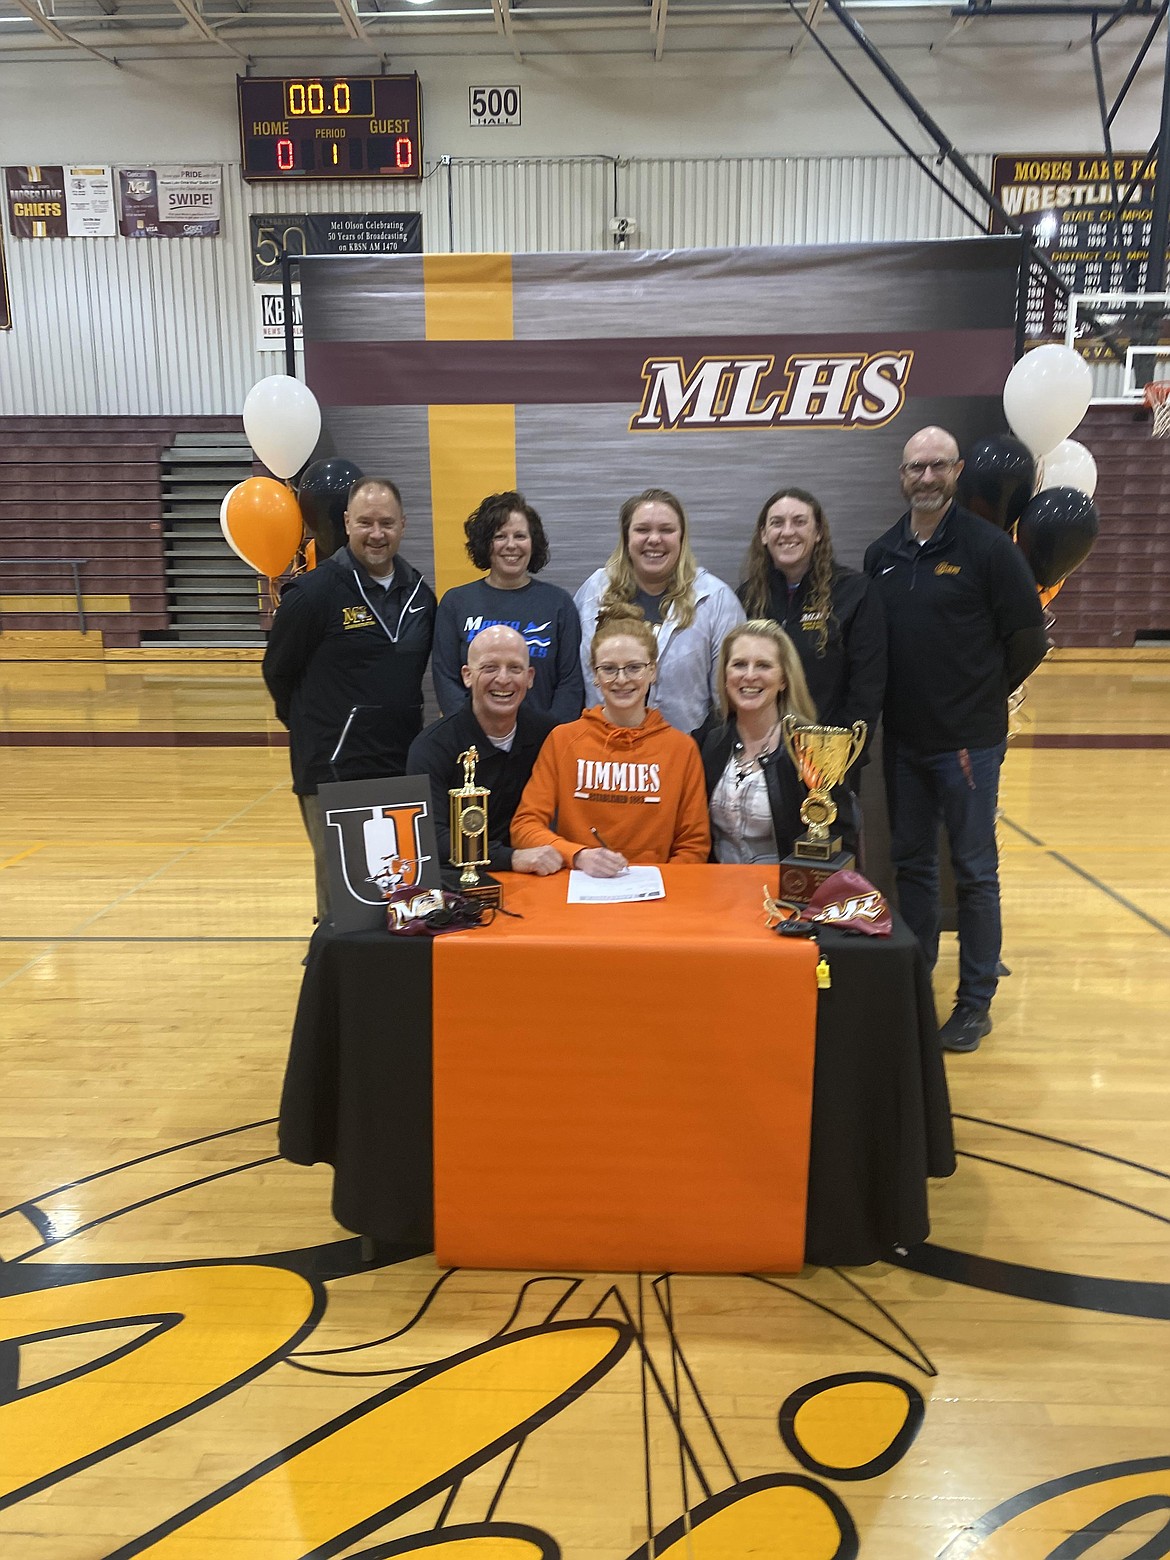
238, 75, 423, 181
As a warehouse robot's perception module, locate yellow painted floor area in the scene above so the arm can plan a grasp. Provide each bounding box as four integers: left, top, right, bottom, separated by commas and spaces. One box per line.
1, 654, 1169, 1560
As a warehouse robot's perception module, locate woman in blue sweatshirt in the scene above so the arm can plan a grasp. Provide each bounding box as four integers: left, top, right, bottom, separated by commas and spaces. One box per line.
432, 490, 585, 725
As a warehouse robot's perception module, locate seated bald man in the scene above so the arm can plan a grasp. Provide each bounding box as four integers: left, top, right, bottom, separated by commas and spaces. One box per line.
406, 624, 564, 876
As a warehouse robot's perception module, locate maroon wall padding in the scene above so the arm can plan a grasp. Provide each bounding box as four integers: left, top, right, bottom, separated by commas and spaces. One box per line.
1, 405, 1165, 650
0, 415, 241, 648
1050, 403, 1170, 648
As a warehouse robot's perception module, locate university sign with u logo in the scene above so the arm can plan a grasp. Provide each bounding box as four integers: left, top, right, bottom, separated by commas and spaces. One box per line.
318, 776, 442, 929
326, 801, 431, 905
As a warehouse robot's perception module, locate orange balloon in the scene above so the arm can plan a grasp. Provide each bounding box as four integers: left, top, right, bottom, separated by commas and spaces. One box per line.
304, 538, 317, 571
224, 477, 304, 578
1039, 579, 1064, 610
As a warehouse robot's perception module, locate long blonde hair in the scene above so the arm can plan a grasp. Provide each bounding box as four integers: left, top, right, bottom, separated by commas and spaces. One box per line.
716, 620, 817, 724
599, 488, 699, 631
740, 488, 836, 658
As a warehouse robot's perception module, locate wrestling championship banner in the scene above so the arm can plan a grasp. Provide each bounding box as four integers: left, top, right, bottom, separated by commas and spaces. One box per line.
990, 152, 1157, 349
300, 239, 1022, 598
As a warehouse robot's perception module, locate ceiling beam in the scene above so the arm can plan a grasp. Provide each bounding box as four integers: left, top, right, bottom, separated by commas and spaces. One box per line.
652, 0, 669, 60
168, 0, 251, 58
329, 0, 370, 39
789, 0, 824, 58
490, 0, 522, 63
6, 0, 121, 64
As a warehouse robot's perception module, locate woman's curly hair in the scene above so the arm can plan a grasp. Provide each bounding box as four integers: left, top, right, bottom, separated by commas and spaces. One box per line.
464, 491, 550, 574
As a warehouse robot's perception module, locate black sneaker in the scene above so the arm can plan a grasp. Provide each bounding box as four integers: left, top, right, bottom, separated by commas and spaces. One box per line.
939, 1005, 992, 1053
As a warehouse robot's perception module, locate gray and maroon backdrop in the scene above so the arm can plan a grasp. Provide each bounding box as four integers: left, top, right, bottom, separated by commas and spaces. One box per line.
300, 237, 1023, 599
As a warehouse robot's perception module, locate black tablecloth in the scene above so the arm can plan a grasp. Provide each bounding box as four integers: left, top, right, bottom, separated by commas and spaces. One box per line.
279, 916, 954, 1267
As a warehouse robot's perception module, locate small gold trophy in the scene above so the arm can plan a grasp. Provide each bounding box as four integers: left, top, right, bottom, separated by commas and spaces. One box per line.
449, 746, 502, 908
778, 716, 868, 904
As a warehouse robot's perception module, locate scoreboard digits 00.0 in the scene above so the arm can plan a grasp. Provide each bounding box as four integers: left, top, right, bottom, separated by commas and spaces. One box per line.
238, 74, 423, 181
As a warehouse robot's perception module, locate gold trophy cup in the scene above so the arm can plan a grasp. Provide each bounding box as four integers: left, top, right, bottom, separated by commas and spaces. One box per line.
449, 746, 502, 908
777, 716, 868, 903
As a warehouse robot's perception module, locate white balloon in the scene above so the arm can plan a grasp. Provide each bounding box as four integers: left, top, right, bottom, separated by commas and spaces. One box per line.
1040, 439, 1098, 499
1002, 345, 1094, 459
219, 482, 250, 565
242, 374, 322, 480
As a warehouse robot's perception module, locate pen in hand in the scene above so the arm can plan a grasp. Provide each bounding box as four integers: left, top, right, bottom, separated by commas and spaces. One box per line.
590, 827, 629, 876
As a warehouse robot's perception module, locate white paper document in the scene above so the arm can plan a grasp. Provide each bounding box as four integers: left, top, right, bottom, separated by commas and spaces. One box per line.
567, 866, 665, 904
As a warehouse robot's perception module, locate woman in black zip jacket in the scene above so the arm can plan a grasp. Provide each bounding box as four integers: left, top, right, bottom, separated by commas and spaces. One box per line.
738, 488, 886, 756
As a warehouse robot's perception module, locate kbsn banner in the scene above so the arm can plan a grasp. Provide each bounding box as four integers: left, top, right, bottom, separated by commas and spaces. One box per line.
300, 240, 1021, 599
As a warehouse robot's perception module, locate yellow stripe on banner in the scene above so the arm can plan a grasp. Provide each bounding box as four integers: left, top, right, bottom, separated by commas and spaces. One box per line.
423, 253, 517, 598
423, 253, 513, 340
0, 594, 131, 614
429, 405, 517, 598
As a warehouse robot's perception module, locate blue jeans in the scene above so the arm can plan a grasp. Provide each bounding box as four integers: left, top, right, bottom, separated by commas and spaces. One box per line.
883, 736, 1006, 1010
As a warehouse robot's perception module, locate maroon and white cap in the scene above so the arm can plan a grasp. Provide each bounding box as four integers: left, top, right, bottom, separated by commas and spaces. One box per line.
798, 870, 892, 936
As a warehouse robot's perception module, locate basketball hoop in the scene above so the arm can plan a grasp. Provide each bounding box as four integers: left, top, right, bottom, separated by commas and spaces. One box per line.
1144, 380, 1170, 437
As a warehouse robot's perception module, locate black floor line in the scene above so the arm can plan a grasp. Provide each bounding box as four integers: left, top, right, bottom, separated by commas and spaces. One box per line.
1001, 812, 1170, 939
954, 1113, 1170, 1183
0, 1118, 277, 1222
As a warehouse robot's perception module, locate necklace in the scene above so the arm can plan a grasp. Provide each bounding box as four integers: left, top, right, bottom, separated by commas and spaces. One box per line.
733, 720, 780, 786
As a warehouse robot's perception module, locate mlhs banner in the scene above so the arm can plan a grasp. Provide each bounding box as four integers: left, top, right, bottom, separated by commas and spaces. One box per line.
300, 239, 1021, 598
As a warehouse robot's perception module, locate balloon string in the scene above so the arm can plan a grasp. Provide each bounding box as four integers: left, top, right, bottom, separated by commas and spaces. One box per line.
286, 540, 313, 580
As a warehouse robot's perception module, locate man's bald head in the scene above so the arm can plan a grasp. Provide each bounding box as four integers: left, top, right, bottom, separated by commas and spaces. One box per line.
902, 426, 961, 466
467, 623, 529, 668
900, 425, 964, 520
461, 624, 534, 734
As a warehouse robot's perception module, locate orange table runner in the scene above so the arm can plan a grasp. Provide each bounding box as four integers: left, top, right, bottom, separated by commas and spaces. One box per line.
433, 864, 819, 1272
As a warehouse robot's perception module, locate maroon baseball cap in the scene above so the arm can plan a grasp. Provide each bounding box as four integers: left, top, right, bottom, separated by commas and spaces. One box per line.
799, 870, 892, 936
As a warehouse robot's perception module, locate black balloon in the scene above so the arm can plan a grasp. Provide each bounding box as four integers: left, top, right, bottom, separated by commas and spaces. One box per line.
297, 458, 363, 559
1015, 486, 1100, 589
957, 435, 1036, 531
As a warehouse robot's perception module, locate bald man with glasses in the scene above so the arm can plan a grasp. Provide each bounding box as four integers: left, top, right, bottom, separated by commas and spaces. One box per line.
864, 426, 1047, 1054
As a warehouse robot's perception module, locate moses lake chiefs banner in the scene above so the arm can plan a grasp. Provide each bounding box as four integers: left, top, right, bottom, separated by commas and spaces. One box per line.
300, 239, 1023, 597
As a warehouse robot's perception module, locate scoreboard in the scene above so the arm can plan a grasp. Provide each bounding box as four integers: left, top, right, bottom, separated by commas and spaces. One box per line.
238, 75, 423, 181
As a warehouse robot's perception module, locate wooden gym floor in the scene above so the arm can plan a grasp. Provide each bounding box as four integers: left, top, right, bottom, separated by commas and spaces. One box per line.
1, 651, 1169, 1560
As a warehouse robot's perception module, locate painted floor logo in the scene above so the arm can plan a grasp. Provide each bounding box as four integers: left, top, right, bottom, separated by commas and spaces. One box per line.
1, 1116, 1169, 1558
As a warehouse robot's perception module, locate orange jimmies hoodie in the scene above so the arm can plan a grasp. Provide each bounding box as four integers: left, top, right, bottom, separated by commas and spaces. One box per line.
510, 705, 711, 867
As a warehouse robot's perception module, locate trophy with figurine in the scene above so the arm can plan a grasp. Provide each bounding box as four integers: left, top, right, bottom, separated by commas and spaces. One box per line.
448, 746, 502, 908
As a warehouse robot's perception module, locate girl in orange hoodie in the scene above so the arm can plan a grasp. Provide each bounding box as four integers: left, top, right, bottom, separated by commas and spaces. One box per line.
510, 606, 710, 876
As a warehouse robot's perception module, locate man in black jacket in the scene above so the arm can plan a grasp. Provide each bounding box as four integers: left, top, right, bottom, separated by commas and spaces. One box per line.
865, 427, 1047, 1053
407, 624, 562, 877
263, 476, 437, 919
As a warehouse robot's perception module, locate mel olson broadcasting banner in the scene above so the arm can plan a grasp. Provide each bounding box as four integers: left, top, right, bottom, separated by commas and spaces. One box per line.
299, 240, 1022, 599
